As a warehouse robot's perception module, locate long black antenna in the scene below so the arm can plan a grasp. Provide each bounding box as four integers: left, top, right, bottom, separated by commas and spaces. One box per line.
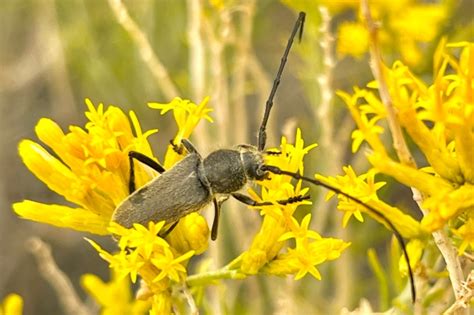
262, 165, 416, 303
258, 12, 306, 151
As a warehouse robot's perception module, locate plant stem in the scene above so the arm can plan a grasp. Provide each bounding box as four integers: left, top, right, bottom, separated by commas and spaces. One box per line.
107, 0, 179, 99
186, 269, 247, 287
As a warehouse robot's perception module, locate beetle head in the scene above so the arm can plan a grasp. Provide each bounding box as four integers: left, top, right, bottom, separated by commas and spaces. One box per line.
236, 144, 268, 181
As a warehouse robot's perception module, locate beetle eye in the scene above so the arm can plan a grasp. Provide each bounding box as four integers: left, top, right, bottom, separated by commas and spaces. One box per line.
255, 166, 266, 180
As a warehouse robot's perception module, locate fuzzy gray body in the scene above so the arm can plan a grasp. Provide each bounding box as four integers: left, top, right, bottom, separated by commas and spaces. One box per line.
112, 147, 264, 228
112, 153, 212, 228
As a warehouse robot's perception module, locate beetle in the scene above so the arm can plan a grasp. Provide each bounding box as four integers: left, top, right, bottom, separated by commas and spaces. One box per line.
111, 11, 416, 302
112, 12, 309, 240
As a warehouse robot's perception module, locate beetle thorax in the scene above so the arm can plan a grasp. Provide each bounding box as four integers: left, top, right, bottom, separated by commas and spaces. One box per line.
201, 147, 264, 194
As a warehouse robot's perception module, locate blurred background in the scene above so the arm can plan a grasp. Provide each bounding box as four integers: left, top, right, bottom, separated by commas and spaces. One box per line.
0, 0, 472, 314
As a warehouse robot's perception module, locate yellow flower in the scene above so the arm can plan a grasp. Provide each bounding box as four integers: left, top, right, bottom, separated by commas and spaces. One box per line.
81, 271, 150, 315
339, 41, 474, 232
317, 166, 424, 238
398, 239, 424, 277
89, 222, 194, 285
236, 128, 351, 280
165, 213, 209, 255
279, 213, 321, 246
149, 292, 173, 315
14, 97, 215, 311
452, 218, 474, 255
13, 99, 158, 234
150, 247, 194, 283
284, 0, 449, 67
240, 129, 317, 274
148, 96, 213, 169
337, 89, 387, 155
388, 4, 447, 43
14, 97, 213, 240
13, 201, 109, 235
263, 237, 350, 280
0, 294, 23, 315
337, 22, 370, 59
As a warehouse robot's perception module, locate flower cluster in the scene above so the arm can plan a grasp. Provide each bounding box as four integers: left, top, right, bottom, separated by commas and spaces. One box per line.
13, 97, 213, 313
14, 96, 351, 313
283, 0, 450, 66
239, 129, 350, 279
87, 221, 197, 313
316, 167, 423, 239
13, 99, 158, 234
338, 41, 474, 254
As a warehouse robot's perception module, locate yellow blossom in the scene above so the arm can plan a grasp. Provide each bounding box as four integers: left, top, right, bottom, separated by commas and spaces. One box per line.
235, 128, 350, 282
241, 129, 318, 274
165, 213, 209, 255
337, 22, 369, 58
388, 4, 447, 43
337, 89, 387, 154
13, 201, 109, 235
284, 0, 450, 67
149, 292, 173, 315
317, 166, 424, 238
14, 97, 215, 312
263, 237, 351, 280
81, 271, 150, 315
278, 213, 321, 246
398, 239, 424, 278
340, 42, 474, 232
452, 218, 474, 255
14, 97, 213, 242
0, 294, 23, 315
13, 99, 158, 233
148, 97, 213, 169
89, 222, 194, 286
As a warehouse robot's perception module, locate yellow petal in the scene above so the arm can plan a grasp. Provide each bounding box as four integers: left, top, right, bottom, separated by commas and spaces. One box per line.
19, 140, 116, 215
368, 153, 453, 196
13, 200, 109, 235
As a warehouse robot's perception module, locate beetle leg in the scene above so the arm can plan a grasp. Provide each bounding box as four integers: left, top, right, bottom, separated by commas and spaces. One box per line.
210, 198, 222, 241
231, 192, 310, 207
169, 139, 184, 155
160, 220, 180, 238
128, 151, 166, 193
170, 139, 201, 157
181, 139, 200, 156
263, 150, 282, 156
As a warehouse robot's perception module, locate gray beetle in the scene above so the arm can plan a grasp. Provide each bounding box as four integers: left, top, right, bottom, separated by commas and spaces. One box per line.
112, 12, 309, 240
111, 11, 416, 302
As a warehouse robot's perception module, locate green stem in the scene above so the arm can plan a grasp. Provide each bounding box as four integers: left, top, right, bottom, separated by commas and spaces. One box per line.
186, 269, 247, 287
223, 254, 243, 270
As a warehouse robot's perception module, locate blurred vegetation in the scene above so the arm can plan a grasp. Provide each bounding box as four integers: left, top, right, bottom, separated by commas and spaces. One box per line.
0, 0, 472, 314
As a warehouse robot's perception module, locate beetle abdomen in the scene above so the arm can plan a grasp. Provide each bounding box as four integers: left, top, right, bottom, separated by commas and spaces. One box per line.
112, 154, 212, 228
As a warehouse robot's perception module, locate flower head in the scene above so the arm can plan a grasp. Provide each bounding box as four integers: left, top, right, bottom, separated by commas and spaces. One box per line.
239, 129, 349, 278
452, 218, 474, 255
285, 0, 449, 67
81, 271, 150, 315
13, 99, 158, 234
337, 22, 369, 59
14, 97, 213, 313
0, 294, 23, 315
339, 42, 474, 235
